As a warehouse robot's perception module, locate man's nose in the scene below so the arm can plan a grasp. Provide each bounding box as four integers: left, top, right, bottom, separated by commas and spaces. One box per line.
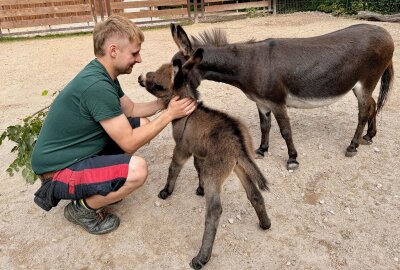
135, 54, 142, 63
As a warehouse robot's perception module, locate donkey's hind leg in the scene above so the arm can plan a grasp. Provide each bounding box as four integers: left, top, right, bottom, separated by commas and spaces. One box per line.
361, 97, 377, 145
190, 175, 223, 270
194, 157, 205, 196
234, 165, 271, 230
255, 105, 272, 158
271, 105, 299, 170
159, 145, 192, 199
346, 87, 375, 157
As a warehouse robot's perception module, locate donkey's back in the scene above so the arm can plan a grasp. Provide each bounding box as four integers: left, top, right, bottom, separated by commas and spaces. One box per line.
262, 24, 394, 104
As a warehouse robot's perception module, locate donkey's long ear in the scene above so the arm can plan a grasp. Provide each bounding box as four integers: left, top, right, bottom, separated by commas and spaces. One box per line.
172, 59, 184, 90
182, 48, 204, 71
171, 23, 192, 57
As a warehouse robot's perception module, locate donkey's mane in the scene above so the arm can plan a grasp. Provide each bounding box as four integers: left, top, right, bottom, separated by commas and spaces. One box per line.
190, 28, 256, 49
190, 28, 228, 48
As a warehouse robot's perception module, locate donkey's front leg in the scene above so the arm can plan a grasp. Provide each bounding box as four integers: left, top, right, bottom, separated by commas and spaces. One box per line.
190, 180, 222, 269
272, 106, 299, 170
255, 105, 272, 159
159, 146, 192, 199
193, 157, 205, 196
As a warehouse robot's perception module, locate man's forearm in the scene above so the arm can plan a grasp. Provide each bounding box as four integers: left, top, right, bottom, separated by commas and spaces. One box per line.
131, 99, 163, 118
123, 110, 173, 154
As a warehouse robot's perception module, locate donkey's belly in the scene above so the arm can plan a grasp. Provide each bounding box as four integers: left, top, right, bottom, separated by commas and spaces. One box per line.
286, 92, 347, 109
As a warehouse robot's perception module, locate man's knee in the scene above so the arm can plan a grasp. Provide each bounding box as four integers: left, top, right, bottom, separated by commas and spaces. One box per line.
126, 156, 148, 189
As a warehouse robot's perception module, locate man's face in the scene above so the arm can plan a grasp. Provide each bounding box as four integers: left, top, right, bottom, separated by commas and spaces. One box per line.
114, 38, 142, 75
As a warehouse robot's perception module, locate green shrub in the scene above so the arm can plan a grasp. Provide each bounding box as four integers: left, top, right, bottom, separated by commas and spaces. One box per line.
0, 90, 55, 183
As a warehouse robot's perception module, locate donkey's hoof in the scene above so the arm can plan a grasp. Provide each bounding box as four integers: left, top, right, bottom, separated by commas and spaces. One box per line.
345, 147, 358, 157
190, 257, 207, 270
287, 160, 299, 170
255, 149, 265, 159
260, 218, 271, 230
196, 186, 204, 196
255, 154, 264, 159
361, 135, 373, 145
345, 151, 357, 157
158, 189, 171, 200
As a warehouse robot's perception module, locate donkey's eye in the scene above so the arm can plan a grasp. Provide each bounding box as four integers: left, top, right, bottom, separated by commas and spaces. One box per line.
154, 84, 164, 91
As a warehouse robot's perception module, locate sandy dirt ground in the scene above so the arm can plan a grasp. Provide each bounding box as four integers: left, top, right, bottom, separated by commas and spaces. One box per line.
0, 12, 399, 270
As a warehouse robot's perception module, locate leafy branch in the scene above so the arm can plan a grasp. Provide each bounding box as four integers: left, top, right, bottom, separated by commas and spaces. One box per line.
0, 90, 56, 183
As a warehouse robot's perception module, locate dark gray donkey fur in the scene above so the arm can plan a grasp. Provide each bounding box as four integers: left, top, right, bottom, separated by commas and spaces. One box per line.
138, 49, 271, 270
170, 23, 394, 170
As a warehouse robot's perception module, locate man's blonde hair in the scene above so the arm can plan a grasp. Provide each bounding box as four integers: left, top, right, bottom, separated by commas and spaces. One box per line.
93, 15, 144, 56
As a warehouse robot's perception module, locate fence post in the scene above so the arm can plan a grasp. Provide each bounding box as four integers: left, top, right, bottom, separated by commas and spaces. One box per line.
187, 0, 192, 19
105, 0, 112, 17
194, 0, 198, 23
273, 0, 277, 15
90, 0, 98, 23
98, 0, 105, 21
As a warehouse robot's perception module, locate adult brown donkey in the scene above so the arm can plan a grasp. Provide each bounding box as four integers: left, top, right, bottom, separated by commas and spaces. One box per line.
138, 49, 271, 269
170, 23, 394, 170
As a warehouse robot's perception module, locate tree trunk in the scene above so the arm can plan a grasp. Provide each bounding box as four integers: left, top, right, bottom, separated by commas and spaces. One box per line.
357, 11, 400, 22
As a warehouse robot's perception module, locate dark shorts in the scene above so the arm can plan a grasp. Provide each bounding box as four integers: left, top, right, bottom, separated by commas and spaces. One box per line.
51, 154, 132, 200
50, 117, 140, 200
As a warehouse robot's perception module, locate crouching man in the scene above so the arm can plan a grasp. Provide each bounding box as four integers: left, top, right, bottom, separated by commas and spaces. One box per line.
31, 15, 196, 234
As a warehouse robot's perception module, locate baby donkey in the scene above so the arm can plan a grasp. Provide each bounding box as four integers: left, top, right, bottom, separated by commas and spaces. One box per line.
138, 49, 271, 270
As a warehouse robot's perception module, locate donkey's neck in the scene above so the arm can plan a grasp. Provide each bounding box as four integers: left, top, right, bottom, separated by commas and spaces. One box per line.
198, 47, 247, 89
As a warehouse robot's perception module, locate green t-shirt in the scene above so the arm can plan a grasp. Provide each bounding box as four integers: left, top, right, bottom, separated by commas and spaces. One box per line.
31, 59, 125, 174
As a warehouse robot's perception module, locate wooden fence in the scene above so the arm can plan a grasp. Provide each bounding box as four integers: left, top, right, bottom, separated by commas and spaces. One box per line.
0, 0, 93, 30
203, 0, 269, 13
0, 0, 273, 35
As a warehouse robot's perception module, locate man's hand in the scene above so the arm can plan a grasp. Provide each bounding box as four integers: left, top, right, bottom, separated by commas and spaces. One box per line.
165, 96, 197, 120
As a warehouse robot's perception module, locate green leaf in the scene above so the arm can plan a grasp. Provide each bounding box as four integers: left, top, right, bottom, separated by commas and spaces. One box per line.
22, 167, 29, 179
41, 90, 49, 96
0, 131, 7, 146
6, 167, 13, 176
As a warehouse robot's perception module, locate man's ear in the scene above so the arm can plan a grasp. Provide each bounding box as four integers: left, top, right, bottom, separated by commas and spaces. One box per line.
172, 59, 184, 90
182, 48, 204, 71
108, 44, 118, 58
171, 23, 192, 58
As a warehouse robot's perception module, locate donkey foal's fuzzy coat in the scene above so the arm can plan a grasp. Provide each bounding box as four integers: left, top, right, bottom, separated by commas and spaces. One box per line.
138, 50, 271, 270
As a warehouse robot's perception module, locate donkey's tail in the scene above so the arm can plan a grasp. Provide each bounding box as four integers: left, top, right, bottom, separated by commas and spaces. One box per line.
237, 154, 269, 191
377, 62, 394, 113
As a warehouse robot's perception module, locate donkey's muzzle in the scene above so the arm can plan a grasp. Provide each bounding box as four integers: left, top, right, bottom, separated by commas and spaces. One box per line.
138, 75, 145, 87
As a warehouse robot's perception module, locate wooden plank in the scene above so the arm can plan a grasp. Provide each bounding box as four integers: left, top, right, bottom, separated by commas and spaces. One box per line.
0, 14, 93, 29
111, 0, 186, 10
0, 0, 88, 5
205, 1, 268, 13
122, 8, 187, 19
204, 0, 234, 3
204, 0, 268, 3
0, 4, 92, 18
